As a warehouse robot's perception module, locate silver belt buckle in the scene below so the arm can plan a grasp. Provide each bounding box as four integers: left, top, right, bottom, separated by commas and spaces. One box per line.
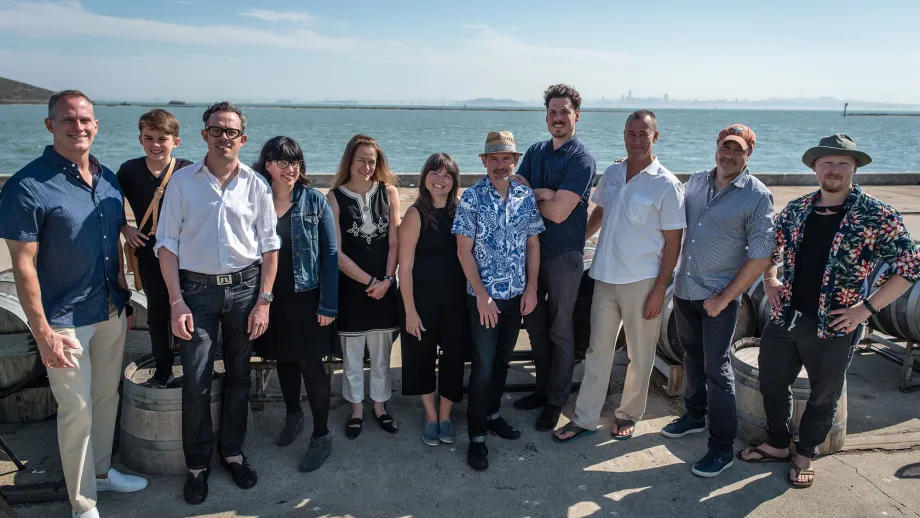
216, 274, 233, 286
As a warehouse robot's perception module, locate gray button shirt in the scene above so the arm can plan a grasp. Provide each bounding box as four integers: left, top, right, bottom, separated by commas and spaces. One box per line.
674, 168, 775, 301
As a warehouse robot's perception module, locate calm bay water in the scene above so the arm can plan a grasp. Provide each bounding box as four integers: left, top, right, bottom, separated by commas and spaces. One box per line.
1, 105, 919, 174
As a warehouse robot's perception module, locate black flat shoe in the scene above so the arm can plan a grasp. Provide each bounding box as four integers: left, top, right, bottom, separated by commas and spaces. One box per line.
346, 417, 364, 439
536, 405, 562, 432
488, 416, 521, 440
183, 469, 209, 505
374, 407, 398, 434
221, 455, 257, 489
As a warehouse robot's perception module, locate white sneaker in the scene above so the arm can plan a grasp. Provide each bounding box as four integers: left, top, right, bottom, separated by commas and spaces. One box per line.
73, 507, 100, 518
96, 468, 148, 493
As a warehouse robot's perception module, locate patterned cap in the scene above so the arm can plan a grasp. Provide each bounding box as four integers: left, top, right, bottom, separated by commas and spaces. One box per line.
717, 124, 756, 151
480, 131, 522, 157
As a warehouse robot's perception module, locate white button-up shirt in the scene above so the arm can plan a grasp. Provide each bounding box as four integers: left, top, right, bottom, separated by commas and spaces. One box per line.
589, 158, 687, 285
153, 157, 281, 275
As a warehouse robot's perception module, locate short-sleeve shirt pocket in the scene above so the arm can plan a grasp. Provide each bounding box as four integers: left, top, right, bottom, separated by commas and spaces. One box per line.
627, 194, 654, 224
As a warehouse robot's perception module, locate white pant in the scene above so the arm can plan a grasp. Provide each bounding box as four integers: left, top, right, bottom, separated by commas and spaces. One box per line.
46, 305, 127, 513
341, 331, 394, 403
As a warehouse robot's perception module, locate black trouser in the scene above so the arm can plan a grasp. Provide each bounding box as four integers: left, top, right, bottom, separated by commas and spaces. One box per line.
179, 269, 258, 469
277, 357, 330, 437
466, 295, 521, 441
135, 245, 174, 377
522, 250, 583, 407
401, 299, 468, 403
673, 296, 739, 453
759, 312, 857, 458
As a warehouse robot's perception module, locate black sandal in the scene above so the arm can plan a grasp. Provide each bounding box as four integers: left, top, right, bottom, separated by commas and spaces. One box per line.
552, 422, 595, 444
346, 417, 363, 439
612, 419, 635, 440
374, 407, 398, 434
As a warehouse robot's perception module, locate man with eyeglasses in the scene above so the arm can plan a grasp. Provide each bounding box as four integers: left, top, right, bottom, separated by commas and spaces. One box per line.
155, 101, 280, 505
660, 125, 775, 478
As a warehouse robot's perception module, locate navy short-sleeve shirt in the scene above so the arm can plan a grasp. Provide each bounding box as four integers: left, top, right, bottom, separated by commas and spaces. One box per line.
0, 146, 129, 327
517, 136, 596, 258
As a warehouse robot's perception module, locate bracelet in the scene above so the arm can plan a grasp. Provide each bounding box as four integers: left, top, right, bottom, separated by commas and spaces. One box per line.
863, 298, 879, 315
170, 298, 184, 307
366, 276, 378, 288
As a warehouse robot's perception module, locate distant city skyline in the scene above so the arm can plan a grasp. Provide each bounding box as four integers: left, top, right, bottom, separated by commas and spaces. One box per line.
1, 0, 919, 105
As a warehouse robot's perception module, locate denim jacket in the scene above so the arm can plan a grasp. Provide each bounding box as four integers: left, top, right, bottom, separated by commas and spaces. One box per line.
289, 183, 339, 317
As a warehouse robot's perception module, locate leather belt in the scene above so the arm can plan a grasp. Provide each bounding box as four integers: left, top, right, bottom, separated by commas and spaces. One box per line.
180, 264, 260, 287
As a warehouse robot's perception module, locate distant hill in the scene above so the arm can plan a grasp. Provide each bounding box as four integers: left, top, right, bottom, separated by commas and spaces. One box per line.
454, 98, 522, 107
0, 77, 54, 104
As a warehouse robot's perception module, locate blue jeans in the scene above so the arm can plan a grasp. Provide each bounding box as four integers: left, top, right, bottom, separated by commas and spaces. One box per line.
674, 296, 739, 452
466, 295, 521, 440
179, 270, 259, 469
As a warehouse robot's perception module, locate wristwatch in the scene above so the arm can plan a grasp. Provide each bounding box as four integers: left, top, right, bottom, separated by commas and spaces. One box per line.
258, 292, 274, 303
383, 275, 396, 283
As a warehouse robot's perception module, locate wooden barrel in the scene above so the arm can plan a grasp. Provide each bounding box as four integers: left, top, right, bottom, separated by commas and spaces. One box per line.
869, 263, 920, 342
731, 337, 847, 455
747, 276, 773, 337
0, 269, 45, 399
655, 287, 757, 364
120, 356, 224, 476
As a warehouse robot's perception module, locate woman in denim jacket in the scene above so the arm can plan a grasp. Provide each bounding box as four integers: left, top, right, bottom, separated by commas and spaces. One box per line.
253, 136, 338, 472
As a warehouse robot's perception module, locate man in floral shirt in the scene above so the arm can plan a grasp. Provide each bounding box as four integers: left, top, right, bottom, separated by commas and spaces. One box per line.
453, 131, 545, 471
739, 134, 920, 489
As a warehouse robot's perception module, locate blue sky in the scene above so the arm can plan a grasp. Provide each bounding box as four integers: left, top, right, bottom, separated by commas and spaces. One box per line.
1, 0, 918, 104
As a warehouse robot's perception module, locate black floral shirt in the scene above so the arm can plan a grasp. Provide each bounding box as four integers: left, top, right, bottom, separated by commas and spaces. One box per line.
771, 185, 920, 338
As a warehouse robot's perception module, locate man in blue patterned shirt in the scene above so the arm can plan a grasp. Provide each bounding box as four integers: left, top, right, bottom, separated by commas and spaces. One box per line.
453, 130, 545, 471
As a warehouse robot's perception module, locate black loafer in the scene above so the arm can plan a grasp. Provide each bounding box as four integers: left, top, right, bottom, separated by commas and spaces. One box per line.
221, 455, 257, 489
488, 416, 522, 440
536, 405, 562, 431
513, 392, 546, 411
183, 469, 209, 505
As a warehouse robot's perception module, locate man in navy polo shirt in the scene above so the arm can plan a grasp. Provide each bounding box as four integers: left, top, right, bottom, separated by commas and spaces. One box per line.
511, 84, 597, 431
0, 90, 147, 518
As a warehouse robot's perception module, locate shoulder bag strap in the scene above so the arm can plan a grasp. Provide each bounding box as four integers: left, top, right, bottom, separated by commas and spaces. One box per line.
138, 158, 177, 236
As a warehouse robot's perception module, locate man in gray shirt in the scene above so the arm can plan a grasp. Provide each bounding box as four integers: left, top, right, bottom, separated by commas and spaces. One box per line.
660, 125, 775, 478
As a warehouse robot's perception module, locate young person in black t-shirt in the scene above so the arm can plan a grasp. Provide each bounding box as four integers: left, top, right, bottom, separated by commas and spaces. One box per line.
117, 109, 193, 388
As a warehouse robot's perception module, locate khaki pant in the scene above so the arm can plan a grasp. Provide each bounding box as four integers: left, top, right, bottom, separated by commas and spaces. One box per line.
46, 306, 127, 513
573, 278, 661, 429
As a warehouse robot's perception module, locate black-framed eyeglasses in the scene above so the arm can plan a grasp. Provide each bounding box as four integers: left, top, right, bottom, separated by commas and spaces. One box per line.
273, 160, 300, 170
205, 126, 243, 139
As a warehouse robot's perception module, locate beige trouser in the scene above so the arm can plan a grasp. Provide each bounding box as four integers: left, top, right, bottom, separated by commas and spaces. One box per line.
341, 330, 395, 404
46, 305, 127, 513
573, 278, 661, 429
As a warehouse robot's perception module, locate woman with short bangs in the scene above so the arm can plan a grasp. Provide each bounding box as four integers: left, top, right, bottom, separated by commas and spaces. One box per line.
252, 136, 337, 472
326, 134, 401, 438
398, 153, 469, 446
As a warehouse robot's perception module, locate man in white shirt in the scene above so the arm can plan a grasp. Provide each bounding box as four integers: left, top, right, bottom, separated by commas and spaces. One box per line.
554, 110, 686, 443
155, 102, 280, 505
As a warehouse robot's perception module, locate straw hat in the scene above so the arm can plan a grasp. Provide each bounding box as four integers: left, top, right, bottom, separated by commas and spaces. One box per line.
479, 131, 522, 157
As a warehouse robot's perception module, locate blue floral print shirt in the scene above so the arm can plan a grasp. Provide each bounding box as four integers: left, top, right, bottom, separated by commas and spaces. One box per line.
452, 177, 545, 300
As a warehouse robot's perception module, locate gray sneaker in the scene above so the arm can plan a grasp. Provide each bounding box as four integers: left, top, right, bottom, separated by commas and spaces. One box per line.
299, 433, 331, 472
438, 420, 455, 444
277, 411, 305, 446
423, 422, 440, 446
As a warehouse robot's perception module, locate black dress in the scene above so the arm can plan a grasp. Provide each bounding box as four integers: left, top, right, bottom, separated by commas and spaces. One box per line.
255, 208, 332, 361
333, 182, 399, 336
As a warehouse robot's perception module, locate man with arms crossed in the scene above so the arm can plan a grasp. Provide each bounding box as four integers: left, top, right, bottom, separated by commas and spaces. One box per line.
554, 110, 685, 443
738, 135, 919, 488
453, 131, 544, 471
155, 102, 279, 504
0, 90, 147, 518
511, 84, 597, 431
660, 125, 775, 478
